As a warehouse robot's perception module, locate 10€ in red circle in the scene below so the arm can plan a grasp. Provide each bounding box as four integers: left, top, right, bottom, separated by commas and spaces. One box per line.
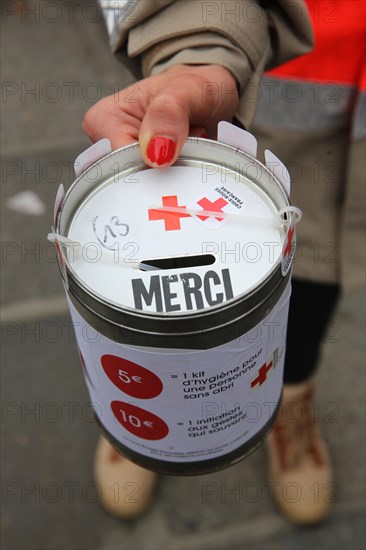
111, 401, 169, 440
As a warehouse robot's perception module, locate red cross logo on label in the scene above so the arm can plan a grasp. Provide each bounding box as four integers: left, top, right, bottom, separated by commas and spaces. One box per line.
148, 195, 190, 231
251, 361, 273, 388
283, 225, 295, 258
197, 197, 228, 221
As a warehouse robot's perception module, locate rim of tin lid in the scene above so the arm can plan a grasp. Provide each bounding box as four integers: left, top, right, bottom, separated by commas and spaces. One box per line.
58, 138, 290, 322
66, 266, 289, 348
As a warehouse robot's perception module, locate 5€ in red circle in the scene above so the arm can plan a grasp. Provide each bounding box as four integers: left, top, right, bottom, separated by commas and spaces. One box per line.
101, 355, 163, 399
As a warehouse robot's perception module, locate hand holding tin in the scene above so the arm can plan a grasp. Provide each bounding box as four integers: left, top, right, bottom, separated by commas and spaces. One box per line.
82, 64, 239, 168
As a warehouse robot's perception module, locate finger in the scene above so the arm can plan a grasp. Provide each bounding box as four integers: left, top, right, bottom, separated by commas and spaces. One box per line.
139, 88, 193, 168
83, 98, 142, 150
83, 113, 139, 150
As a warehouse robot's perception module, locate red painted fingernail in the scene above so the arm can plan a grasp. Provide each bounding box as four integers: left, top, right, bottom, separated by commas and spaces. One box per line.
201, 130, 207, 139
147, 137, 176, 166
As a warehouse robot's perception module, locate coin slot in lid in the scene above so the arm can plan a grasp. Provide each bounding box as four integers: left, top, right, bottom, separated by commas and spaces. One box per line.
139, 254, 216, 271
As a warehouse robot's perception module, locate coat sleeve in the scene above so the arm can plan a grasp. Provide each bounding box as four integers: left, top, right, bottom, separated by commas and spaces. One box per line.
98, 0, 313, 127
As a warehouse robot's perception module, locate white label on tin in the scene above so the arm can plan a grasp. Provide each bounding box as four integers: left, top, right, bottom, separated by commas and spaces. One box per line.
67, 283, 291, 464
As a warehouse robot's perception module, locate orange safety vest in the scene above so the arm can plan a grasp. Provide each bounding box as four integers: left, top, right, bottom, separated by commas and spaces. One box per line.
253, 1, 365, 291
268, 0, 366, 90
261, 1, 366, 139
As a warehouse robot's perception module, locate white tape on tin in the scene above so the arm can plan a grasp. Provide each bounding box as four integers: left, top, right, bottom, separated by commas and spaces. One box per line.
53, 184, 65, 227
218, 121, 258, 157
264, 149, 291, 196
74, 138, 112, 177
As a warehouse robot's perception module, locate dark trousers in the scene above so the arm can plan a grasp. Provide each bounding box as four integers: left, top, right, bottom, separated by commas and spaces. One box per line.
283, 279, 340, 384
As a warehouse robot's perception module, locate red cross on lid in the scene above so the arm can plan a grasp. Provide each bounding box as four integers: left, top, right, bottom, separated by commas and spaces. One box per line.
197, 197, 228, 221
148, 196, 191, 231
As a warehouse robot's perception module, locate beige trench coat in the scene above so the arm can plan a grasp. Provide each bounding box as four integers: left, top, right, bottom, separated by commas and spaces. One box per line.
99, 0, 365, 291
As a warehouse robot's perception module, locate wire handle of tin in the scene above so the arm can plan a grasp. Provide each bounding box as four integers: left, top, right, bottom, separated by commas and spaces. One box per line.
148, 205, 283, 228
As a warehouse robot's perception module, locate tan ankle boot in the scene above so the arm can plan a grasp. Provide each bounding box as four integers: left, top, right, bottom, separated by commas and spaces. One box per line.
267, 380, 333, 524
94, 436, 157, 519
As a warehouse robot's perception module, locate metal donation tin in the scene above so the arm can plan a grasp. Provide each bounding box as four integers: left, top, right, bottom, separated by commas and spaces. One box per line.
50, 122, 300, 475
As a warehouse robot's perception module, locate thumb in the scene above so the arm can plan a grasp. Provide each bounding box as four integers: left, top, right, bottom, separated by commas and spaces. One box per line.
139, 87, 193, 168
